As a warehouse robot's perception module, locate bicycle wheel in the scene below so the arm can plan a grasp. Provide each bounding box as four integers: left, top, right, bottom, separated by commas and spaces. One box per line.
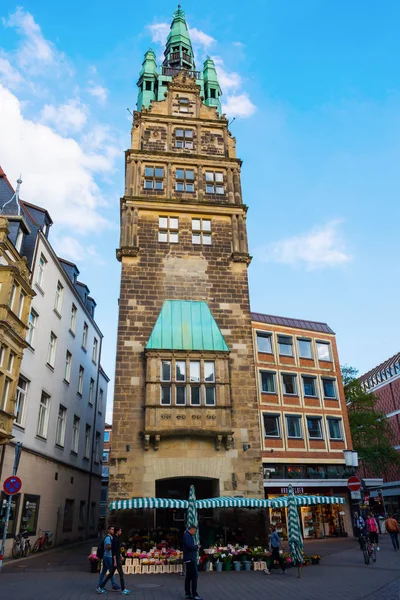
12, 542, 22, 559
23, 541, 30, 557
33, 539, 41, 553
363, 547, 370, 565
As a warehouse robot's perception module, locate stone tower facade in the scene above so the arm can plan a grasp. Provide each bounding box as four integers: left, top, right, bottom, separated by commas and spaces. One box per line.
110, 8, 263, 502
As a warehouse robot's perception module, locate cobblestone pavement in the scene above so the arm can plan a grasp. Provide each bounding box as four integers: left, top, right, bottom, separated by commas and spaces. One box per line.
1, 536, 400, 600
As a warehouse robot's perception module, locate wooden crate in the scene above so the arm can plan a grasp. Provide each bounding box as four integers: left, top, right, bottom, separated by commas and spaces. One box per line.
134, 565, 142, 574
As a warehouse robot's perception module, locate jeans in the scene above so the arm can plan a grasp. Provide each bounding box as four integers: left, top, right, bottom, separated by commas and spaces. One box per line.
185, 560, 198, 597
102, 560, 126, 590
98, 556, 113, 588
389, 532, 399, 550
270, 547, 285, 571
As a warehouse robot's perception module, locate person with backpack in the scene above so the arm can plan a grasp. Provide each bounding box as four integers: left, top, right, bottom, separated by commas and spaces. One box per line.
366, 513, 380, 551
96, 525, 115, 594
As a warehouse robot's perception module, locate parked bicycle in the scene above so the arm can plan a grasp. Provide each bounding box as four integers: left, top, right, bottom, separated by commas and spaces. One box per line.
12, 530, 31, 559
33, 528, 53, 553
359, 534, 377, 565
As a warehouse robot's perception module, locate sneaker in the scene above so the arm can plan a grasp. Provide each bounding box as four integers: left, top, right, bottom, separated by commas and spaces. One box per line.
193, 596, 203, 600
96, 588, 107, 595
121, 591, 131, 595
113, 586, 121, 591
377, 547, 380, 551
264, 569, 271, 575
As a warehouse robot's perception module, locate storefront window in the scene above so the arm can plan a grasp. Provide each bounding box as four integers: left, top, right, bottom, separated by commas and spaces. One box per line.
0, 492, 20, 538
270, 506, 288, 539
20, 494, 40, 535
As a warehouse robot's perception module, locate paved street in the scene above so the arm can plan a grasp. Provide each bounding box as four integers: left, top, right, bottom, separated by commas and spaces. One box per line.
1, 536, 400, 600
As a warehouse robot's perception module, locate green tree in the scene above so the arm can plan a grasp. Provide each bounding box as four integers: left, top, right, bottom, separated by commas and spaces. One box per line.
341, 364, 400, 477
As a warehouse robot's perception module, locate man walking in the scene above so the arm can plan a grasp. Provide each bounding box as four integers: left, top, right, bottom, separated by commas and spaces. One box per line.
183, 525, 201, 600
99, 526, 131, 594
265, 525, 286, 575
96, 525, 114, 594
385, 514, 400, 551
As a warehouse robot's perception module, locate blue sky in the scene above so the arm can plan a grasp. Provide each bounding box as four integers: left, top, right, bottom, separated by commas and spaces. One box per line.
0, 1, 399, 419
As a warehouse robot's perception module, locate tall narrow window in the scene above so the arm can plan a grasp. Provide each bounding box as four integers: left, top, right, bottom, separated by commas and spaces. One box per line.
98, 389, 104, 414
322, 378, 336, 398
161, 385, 171, 405
144, 166, 164, 190
302, 376, 317, 397
64, 351, 72, 383
260, 371, 275, 393
175, 129, 193, 149
84, 424, 91, 458
205, 171, 224, 194
17, 290, 26, 319
1, 377, 11, 411
82, 322, 88, 349
278, 335, 293, 357
92, 338, 98, 363
176, 386, 186, 405
175, 168, 195, 192
54, 281, 63, 314
78, 366, 84, 395
282, 373, 297, 395
204, 362, 215, 382
55, 405, 67, 447
10, 283, 17, 310
95, 432, 101, 463
27, 309, 38, 347
15, 228, 24, 253
286, 415, 302, 439
15, 377, 28, 426
158, 217, 179, 243
70, 304, 77, 333
89, 378, 95, 405
37, 392, 50, 438
327, 417, 342, 440
263, 414, 280, 437
298, 338, 313, 359
190, 361, 200, 382
7, 352, 15, 373
161, 360, 171, 381
176, 361, 186, 381
192, 219, 211, 245
36, 254, 47, 288
72, 415, 80, 453
307, 416, 323, 439
47, 332, 57, 367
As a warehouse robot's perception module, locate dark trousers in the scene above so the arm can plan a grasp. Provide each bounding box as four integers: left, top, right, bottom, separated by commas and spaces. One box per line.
271, 547, 285, 571
184, 560, 198, 597
101, 560, 125, 590
389, 532, 399, 550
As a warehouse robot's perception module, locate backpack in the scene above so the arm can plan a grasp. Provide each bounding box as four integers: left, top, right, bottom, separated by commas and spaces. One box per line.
367, 518, 378, 533
96, 538, 105, 559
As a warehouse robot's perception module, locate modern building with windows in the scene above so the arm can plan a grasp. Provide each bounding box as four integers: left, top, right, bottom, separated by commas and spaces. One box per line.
0, 170, 108, 556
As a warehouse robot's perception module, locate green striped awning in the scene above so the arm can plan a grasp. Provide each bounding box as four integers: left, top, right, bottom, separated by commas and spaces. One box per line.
109, 498, 189, 511
196, 496, 270, 509
266, 495, 346, 508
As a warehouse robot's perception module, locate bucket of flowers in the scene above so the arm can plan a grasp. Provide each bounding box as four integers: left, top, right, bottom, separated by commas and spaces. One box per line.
87, 551, 100, 573
311, 554, 321, 565
303, 554, 311, 566
222, 553, 233, 571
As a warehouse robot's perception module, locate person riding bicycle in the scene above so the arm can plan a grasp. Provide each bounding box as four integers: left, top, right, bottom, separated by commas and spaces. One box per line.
356, 514, 368, 549
366, 513, 380, 551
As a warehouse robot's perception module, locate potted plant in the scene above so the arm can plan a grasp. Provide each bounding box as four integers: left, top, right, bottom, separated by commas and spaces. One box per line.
311, 554, 321, 565
88, 552, 100, 573
303, 554, 311, 566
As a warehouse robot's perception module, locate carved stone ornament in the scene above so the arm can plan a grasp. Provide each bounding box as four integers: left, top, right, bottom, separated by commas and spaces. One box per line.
215, 435, 222, 451
231, 251, 252, 265
116, 246, 140, 261
154, 435, 160, 451
144, 434, 150, 451
226, 435, 234, 450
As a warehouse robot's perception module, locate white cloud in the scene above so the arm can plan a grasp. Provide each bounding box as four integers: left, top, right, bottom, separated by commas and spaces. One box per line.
212, 56, 242, 90
0, 57, 24, 89
87, 81, 108, 105
53, 235, 103, 264
148, 23, 170, 45
148, 22, 215, 52
222, 93, 256, 118
0, 84, 114, 234
189, 28, 215, 49
256, 220, 351, 270
40, 98, 88, 134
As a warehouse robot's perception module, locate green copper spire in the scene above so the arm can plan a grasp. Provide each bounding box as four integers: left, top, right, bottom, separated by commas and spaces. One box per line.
137, 49, 157, 111
163, 5, 195, 72
203, 57, 222, 114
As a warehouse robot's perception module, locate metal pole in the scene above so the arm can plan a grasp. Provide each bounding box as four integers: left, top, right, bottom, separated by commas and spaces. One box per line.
0, 443, 22, 571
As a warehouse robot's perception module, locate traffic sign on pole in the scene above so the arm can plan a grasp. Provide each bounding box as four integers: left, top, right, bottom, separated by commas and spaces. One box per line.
3, 475, 22, 496
347, 476, 361, 492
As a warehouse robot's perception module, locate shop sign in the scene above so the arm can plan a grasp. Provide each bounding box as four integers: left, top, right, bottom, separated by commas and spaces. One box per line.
280, 487, 304, 494
350, 490, 361, 500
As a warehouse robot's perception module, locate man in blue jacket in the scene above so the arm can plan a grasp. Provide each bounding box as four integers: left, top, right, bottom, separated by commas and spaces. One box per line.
183, 525, 201, 600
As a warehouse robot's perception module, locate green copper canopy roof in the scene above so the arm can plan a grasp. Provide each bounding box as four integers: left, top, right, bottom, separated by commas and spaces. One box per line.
146, 300, 229, 352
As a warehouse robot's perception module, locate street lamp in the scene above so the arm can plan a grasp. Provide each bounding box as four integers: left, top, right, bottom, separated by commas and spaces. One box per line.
344, 449, 359, 469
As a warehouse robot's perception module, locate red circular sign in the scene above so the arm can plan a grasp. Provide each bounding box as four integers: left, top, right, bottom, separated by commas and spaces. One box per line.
3, 476, 22, 495
347, 476, 361, 491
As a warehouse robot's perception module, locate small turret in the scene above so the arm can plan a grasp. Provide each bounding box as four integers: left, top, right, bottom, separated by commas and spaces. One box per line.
203, 57, 222, 114
137, 49, 158, 111
163, 5, 195, 73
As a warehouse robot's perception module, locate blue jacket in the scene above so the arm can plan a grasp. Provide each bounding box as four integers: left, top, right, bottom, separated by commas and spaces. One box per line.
182, 530, 198, 561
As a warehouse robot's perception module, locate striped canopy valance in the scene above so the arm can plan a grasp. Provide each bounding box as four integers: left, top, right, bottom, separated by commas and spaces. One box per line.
109, 494, 345, 511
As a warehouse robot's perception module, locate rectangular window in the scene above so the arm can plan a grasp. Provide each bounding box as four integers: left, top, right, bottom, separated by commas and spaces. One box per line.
282, 373, 297, 395
175, 168, 195, 192
161, 385, 171, 405
1, 377, 11, 411
190, 361, 200, 382
15, 377, 28, 426
263, 414, 280, 437
10, 283, 17, 311
47, 332, 57, 367
55, 405, 67, 447
54, 281, 63, 313
102, 450, 109, 463
286, 415, 302, 439
190, 386, 200, 405
316, 341, 331, 361
37, 392, 50, 438
176, 386, 186, 405
176, 361, 186, 381
7, 352, 15, 373
327, 417, 342, 440
82, 322, 88, 349
98, 388, 104, 414
62, 499, 74, 532
104, 431, 110, 443
298, 338, 313, 359
78, 500, 86, 530
178, 97, 189, 112
302, 376, 317, 397
70, 304, 77, 333
0, 346, 4, 367
261, 371, 275, 393
27, 309, 38, 347
204, 362, 215, 382
192, 219, 211, 245
92, 338, 98, 364
20, 494, 40, 536
89, 378, 95, 405
205, 386, 216, 406
64, 351, 72, 383
161, 360, 171, 381
17, 290, 26, 319
84, 424, 91, 459
307, 416, 323, 439
278, 335, 293, 356
72, 415, 80, 453
256, 332, 272, 353
205, 171, 224, 194
95, 432, 101, 463
144, 166, 164, 190
322, 378, 336, 398
36, 254, 47, 288
158, 216, 179, 243
175, 128, 193, 149
78, 366, 84, 395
